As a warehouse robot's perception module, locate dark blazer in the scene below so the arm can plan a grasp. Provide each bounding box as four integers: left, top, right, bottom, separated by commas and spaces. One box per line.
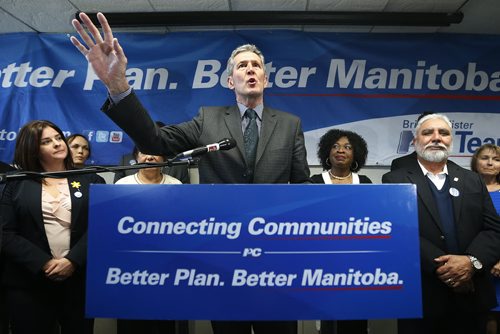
310, 173, 372, 184
390, 151, 418, 171
0, 169, 18, 254
382, 158, 500, 316
112, 153, 190, 184
1, 173, 105, 288
103, 92, 310, 184
0, 162, 15, 173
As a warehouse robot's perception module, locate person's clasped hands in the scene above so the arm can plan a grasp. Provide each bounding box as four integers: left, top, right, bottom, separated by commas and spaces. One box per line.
434, 254, 475, 293
43, 257, 76, 282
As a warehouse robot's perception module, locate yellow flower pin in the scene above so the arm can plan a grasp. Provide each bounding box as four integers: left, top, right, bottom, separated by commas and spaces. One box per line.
71, 181, 81, 189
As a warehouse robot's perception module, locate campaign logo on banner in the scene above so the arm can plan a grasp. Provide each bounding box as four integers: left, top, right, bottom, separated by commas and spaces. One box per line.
87, 184, 421, 320
305, 112, 499, 166
0, 32, 499, 166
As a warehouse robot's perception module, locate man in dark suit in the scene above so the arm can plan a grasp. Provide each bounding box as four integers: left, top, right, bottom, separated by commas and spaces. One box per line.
383, 113, 500, 334
71, 12, 309, 334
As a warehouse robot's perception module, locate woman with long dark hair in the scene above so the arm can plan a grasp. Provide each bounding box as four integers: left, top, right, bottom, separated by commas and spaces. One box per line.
1, 120, 104, 334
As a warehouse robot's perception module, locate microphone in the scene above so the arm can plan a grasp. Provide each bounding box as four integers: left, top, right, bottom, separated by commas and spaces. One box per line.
174, 138, 236, 160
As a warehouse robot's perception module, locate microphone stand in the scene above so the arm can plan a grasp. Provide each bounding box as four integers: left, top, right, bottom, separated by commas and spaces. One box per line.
0, 158, 196, 184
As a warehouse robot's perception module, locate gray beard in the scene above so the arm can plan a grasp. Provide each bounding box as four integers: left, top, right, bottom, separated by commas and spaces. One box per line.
416, 144, 452, 163
419, 149, 449, 162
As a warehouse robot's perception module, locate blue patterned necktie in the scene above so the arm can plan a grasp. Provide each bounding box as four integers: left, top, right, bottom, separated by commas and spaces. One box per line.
243, 109, 259, 173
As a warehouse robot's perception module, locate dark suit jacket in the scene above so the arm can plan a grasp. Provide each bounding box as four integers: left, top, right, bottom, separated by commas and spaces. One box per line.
1, 173, 105, 288
112, 153, 191, 184
0, 162, 15, 173
390, 151, 418, 171
382, 158, 500, 316
0, 168, 18, 254
103, 92, 310, 184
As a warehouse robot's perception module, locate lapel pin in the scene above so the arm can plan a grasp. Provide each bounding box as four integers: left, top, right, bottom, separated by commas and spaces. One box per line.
71, 181, 83, 198
449, 187, 460, 197
453, 177, 459, 182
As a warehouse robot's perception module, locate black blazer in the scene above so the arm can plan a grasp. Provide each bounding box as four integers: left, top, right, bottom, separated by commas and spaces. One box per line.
0, 162, 16, 173
390, 151, 418, 171
1, 173, 105, 288
382, 158, 500, 316
103, 92, 310, 184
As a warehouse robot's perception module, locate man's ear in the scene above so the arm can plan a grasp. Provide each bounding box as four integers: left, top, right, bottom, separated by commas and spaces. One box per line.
227, 75, 234, 90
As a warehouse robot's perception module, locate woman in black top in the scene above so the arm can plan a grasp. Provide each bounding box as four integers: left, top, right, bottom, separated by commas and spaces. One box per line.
311, 128, 371, 334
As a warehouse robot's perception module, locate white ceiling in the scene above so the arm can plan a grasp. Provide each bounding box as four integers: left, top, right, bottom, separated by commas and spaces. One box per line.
0, 0, 498, 34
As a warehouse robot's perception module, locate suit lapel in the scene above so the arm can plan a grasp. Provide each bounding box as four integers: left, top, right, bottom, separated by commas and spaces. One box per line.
447, 163, 464, 224
223, 106, 245, 159
256, 107, 277, 164
406, 162, 444, 233
68, 176, 83, 228
25, 180, 47, 237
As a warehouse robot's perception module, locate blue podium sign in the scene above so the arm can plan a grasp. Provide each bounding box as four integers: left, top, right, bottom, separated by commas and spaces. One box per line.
490, 192, 500, 311
86, 184, 421, 320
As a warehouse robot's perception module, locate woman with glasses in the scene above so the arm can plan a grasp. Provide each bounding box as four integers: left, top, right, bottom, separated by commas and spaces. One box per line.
310, 128, 371, 334
311, 129, 371, 186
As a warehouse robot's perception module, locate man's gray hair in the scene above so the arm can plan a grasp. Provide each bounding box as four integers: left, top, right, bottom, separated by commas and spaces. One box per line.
226, 44, 266, 76
415, 113, 452, 134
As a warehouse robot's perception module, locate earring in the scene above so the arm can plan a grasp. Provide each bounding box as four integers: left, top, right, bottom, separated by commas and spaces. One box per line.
325, 157, 331, 167
350, 161, 359, 171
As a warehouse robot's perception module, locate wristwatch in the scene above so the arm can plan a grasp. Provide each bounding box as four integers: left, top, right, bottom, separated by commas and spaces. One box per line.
468, 255, 483, 270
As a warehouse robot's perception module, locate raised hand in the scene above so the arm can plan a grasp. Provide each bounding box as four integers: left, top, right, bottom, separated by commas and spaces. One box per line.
70, 12, 130, 94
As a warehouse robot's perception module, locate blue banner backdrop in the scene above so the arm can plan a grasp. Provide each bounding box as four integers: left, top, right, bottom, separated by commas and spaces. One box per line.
0, 32, 499, 166
86, 184, 421, 320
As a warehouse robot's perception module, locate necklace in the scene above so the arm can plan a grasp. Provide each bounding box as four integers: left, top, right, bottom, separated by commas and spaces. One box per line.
328, 169, 352, 180
135, 173, 163, 184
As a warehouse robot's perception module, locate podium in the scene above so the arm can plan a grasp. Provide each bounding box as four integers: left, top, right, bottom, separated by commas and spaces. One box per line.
86, 184, 422, 320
